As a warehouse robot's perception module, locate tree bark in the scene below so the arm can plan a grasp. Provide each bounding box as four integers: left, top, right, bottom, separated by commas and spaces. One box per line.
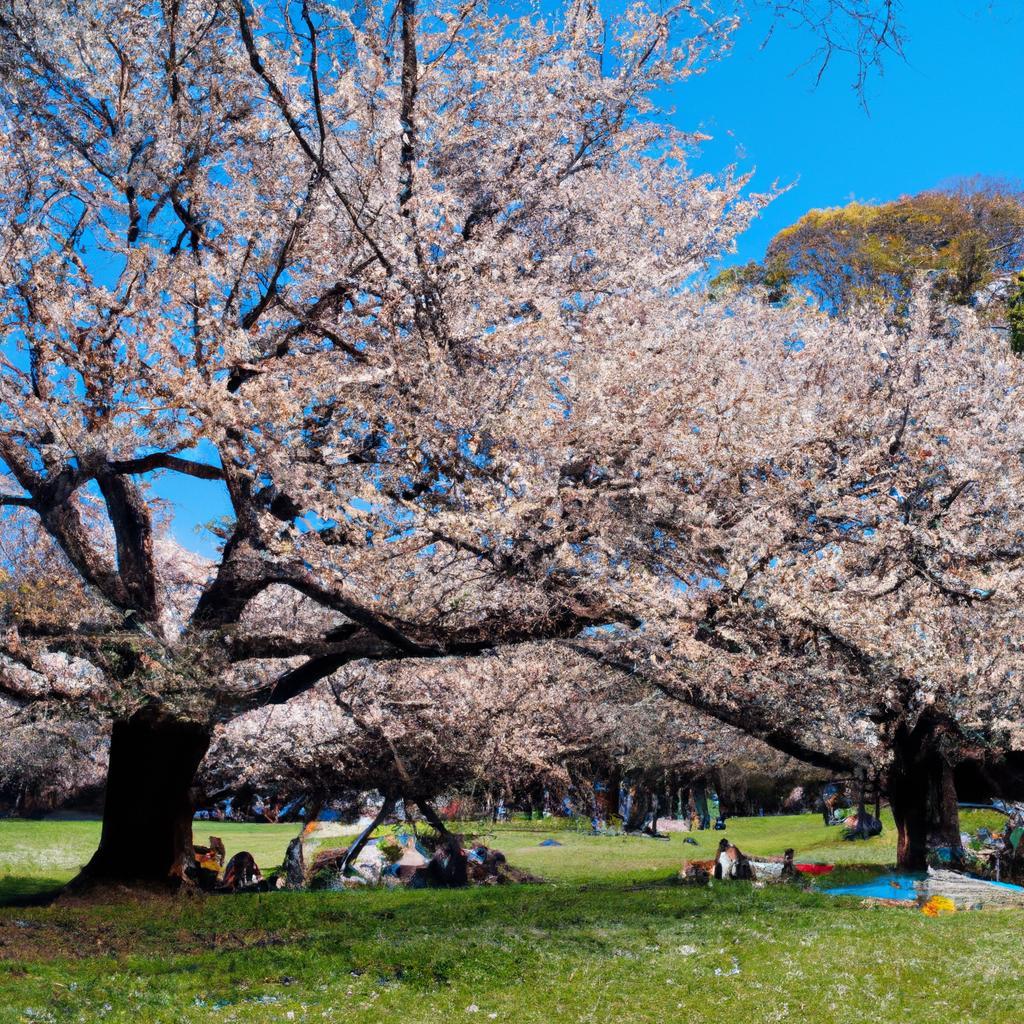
887, 722, 961, 871
624, 782, 653, 832
646, 792, 660, 836
73, 704, 210, 889
935, 760, 961, 843
528, 783, 545, 820
889, 776, 929, 871
413, 796, 461, 851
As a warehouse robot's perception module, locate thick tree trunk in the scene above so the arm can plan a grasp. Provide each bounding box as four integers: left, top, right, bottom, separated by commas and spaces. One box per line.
933, 759, 961, 846
888, 724, 961, 871
73, 705, 210, 889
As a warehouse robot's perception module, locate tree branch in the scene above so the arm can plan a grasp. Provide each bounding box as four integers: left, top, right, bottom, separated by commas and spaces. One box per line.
110, 453, 223, 481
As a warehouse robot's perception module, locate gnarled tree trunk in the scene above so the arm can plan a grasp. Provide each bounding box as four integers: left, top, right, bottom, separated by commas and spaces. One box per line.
73, 704, 211, 889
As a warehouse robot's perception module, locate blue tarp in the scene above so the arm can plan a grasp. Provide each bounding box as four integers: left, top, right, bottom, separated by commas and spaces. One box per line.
825, 872, 1024, 901
825, 873, 925, 900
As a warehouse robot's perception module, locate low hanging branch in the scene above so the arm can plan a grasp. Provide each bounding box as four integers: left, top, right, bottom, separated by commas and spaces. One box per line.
339, 794, 397, 876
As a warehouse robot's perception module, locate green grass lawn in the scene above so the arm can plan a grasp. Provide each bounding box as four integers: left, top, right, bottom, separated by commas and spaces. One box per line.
0, 811, 1018, 1024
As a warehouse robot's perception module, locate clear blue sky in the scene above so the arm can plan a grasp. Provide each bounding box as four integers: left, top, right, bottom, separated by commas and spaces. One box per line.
154, 0, 1024, 554
681, 0, 1024, 268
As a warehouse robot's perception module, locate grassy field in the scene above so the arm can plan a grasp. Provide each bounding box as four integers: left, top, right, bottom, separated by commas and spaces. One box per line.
0, 810, 1019, 1024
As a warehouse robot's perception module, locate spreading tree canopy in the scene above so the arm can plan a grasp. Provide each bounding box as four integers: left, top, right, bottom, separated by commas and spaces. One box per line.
0, 0, 1017, 884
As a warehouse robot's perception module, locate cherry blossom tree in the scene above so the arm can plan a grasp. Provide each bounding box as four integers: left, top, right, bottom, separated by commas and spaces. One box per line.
0, 0, 1014, 887
200, 641, 799, 840
200, 646, 614, 822
565, 291, 1024, 868
0, 0, 768, 886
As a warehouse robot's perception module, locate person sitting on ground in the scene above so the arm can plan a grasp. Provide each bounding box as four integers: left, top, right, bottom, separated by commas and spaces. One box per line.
781, 848, 796, 880
820, 786, 841, 826
714, 838, 756, 881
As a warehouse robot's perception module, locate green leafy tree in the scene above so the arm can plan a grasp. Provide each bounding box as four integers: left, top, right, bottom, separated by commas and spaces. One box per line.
723, 180, 1024, 326
708, 256, 794, 305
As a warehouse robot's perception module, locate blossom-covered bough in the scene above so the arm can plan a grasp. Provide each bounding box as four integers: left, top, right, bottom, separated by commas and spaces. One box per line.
200, 646, 620, 827
199, 639, 800, 839
0, 0, 1011, 887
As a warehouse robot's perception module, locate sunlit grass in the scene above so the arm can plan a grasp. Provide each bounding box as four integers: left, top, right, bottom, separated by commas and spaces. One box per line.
0, 811, 1018, 1024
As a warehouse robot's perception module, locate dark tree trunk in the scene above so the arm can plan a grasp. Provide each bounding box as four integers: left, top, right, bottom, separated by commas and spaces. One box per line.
889, 781, 930, 871
528, 783, 545, 820
887, 722, 961, 871
413, 796, 462, 851
605, 767, 621, 821
932, 759, 962, 848
73, 705, 210, 889
693, 778, 710, 830
665, 772, 682, 820
647, 793, 660, 836
284, 835, 306, 888
624, 783, 653, 832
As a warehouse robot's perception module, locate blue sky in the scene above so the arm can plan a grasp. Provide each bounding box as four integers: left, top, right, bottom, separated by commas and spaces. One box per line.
154, 0, 1024, 554
682, 0, 1024, 268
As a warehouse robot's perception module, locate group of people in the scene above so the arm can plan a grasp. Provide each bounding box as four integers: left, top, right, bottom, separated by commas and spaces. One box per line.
713, 839, 796, 882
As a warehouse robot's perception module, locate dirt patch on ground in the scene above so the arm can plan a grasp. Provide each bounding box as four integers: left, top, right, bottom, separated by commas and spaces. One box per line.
0, 906, 293, 962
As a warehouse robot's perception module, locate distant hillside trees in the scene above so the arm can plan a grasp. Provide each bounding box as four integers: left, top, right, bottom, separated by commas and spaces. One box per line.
712, 179, 1024, 329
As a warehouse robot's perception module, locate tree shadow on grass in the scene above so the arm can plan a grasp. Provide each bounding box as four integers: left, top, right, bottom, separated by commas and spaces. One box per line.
0, 876, 66, 908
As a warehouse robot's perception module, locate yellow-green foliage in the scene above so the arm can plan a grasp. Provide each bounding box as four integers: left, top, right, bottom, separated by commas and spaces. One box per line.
709, 257, 792, 304
762, 182, 1024, 323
